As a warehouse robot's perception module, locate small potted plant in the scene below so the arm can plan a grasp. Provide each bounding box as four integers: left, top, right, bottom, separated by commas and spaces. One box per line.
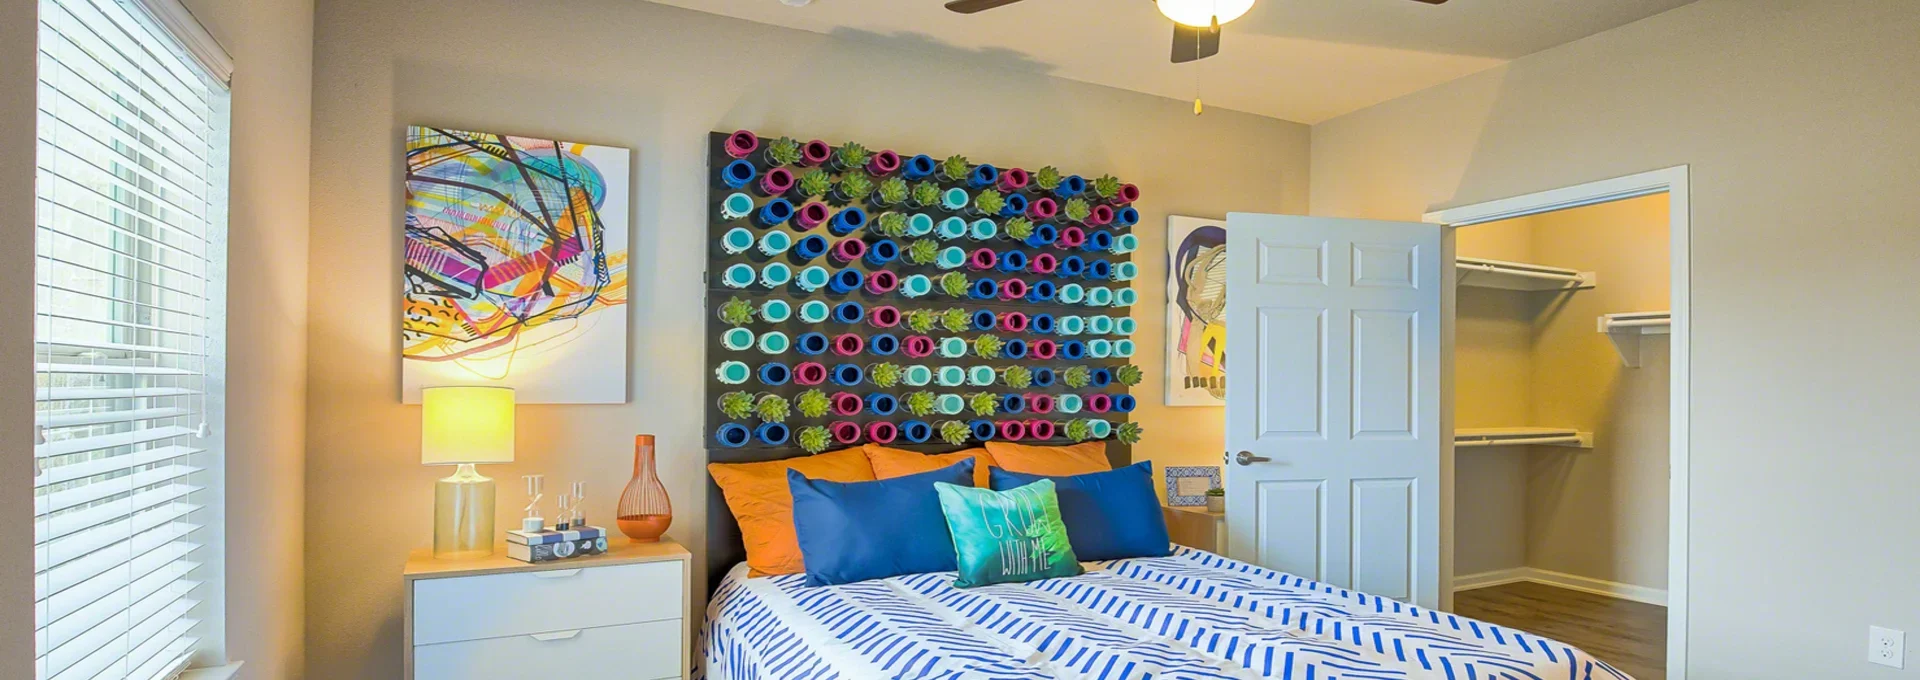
833, 172, 874, 204
1091, 174, 1121, 201
905, 307, 937, 333
972, 189, 1005, 217
1205, 487, 1225, 513
796, 389, 831, 419
763, 136, 802, 167
909, 180, 941, 209
939, 154, 970, 183
1115, 364, 1143, 387
939, 272, 970, 298
938, 420, 970, 446
940, 307, 971, 332
1002, 365, 1033, 389
1062, 366, 1091, 389
1003, 216, 1035, 242
1062, 197, 1092, 224
1064, 419, 1092, 443
717, 297, 755, 326
874, 211, 909, 238
1116, 421, 1143, 445
1033, 166, 1062, 193
869, 362, 902, 388
829, 141, 871, 173
793, 168, 833, 201
754, 393, 791, 423
905, 391, 936, 417
797, 425, 832, 454
873, 176, 910, 207
906, 238, 939, 266
717, 391, 754, 420
972, 334, 1003, 359
968, 392, 998, 417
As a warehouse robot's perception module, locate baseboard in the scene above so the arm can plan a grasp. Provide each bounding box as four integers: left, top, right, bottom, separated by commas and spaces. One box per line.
1454, 567, 1667, 607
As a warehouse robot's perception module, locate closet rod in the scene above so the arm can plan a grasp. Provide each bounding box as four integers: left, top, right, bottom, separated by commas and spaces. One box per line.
1604, 317, 1669, 329
1456, 436, 1586, 447
1457, 261, 1585, 282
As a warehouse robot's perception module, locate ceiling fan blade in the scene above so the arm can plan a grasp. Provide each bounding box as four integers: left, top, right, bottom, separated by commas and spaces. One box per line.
1407, 0, 1449, 4
1170, 21, 1221, 63
944, 0, 1028, 13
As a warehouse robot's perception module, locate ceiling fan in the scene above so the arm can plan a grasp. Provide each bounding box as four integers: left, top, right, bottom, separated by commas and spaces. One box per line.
945, 0, 1450, 63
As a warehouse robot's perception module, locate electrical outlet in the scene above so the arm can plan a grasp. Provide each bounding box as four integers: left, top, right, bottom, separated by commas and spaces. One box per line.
1869, 626, 1905, 669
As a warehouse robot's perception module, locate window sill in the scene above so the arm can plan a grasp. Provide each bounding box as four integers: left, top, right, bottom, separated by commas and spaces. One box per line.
179, 662, 243, 680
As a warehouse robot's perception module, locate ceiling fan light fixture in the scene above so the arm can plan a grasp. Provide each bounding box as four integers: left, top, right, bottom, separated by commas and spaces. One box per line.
1155, 0, 1254, 28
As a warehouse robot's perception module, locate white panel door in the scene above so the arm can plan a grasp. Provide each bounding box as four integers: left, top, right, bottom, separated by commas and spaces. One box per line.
1224, 213, 1442, 607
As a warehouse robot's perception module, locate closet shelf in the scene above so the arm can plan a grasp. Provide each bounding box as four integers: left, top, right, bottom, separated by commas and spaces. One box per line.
1456, 257, 1597, 292
1455, 427, 1593, 449
1598, 311, 1671, 368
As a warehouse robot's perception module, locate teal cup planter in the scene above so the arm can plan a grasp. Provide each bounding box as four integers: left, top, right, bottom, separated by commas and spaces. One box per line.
937, 246, 967, 270
937, 216, 968, 240
1088, 339, 1112, 359
1057, 394, 1083, 414
940, 188, 970, 212
1114, 287, 1138, 307
969, 219, 997, 240
758, 230, 793, 257
1087, 286, 1113, 307
1059, 315, 1086, 335
1088, 419, 1113, 439
759, 262, 793, 289
904, 365, 933, 386
937, 366, 966, 387
721, 227, 754, 255
1116, 317, 1137, 335
1089, 315, 1114, 335
720, 327, 755, 351
1059, 283, 1086, 305
938, 337, 968, 359
907, 213, 935, 237
715, 360, 751, 385
757, 331, 790, 355
1113, 233, 1139, 254
1114, 339, 1135, 357
798, 300, 831, 323
1114, 261, 1139, 281
900, 274, 932, 298
720, 192, 755, 221
796, 265, 831, 292
936, 393, 965, 415
721, 263, 755, 289
760, 299, 792, 323
968, 365, 995, 386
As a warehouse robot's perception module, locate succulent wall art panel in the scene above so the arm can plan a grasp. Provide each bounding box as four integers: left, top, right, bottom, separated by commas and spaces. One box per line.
1165, 215, 1226, 406
402, 126, 631, 403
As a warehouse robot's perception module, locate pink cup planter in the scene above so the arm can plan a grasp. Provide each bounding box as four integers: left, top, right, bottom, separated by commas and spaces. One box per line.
1001, 312, 1029, 333
830, 392, 864, 416
1031, 253, 1059, 274
869, 305, 901, 328
1087, 393, 1113, 413
967, 248, 998, 271
793, 362, 828, 386
1027, 394, 1055, 414
904, 335, 935, 358
830, 238, 867, 264
723, 129, 759, 159
1110, 183, 1140, 205
794, 202, 831, 230
1027, 419, 1056, 440
998, 420, 1028, 441
1000, 167, 1031, 192
758, 167, 795, 196
1088, 204, 1115, 226
1028, 196, 1059, 220
799, 139, 832, 166
1031, 339, 1057, 359
998, 278, 1028, 301
1058, 226, 1087, 249
832, 334, 865, 356
866, 150, 902, 176
828, 420, 863, 444
865, 270, 899, 295
866, 421, 899, 444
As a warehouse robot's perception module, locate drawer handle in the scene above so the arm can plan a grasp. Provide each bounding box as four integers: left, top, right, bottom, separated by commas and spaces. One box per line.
531, 569, 583, 580
529, 630, 581, 642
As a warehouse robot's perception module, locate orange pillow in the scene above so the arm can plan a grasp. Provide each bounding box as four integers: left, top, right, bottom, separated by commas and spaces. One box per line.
708, 447, 876, 576
863, 444, 993, 487
984, 441, 1112, 476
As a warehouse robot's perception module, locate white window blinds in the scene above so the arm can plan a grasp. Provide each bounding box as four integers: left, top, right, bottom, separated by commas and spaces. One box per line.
33, 0, 229, 678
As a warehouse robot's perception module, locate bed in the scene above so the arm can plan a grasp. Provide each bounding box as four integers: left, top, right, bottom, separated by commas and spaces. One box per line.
700, 545, 1633, 680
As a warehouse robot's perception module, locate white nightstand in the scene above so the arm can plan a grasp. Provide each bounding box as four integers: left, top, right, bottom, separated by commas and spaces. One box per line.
403, 539, 691, 680
1163, 505, 1227, 554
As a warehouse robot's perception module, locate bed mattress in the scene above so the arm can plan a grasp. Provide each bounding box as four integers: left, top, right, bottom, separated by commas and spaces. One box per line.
701, 546, 1632, 679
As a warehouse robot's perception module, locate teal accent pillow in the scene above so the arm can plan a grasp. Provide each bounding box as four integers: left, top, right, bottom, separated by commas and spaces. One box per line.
934, 479, 1083, 588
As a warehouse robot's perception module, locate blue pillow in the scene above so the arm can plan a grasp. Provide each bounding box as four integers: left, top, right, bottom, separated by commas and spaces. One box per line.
990, 461, 1172, 561
788, 458, 973, 586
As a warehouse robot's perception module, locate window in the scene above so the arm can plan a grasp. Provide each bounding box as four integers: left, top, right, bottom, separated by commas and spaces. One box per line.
33, 0, 230, 678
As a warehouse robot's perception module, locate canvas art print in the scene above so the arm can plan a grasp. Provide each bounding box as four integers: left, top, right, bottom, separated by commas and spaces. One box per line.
1165, 216, 1226, 406
402, 126, 630, 403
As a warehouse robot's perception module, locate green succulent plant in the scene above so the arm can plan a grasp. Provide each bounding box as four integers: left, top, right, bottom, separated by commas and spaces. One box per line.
905, 391, 936, 417
940, 306, 971, 332
1115, 364, 1143, 387
765, 137, 802, 167
835, 172, 874, 202
973, 334, 1004, 359
1003, 365, 1033, 389
875, 176, 909, 205
1034, 166, 1062, 190
1091, 174, 1121, 200
797, 169, 833, 198
906, 239, 939, 266
1063, 197, 1092, 223
1063, 366, 1091, 389
974, 189, 1004, 215
718, 391, 754, 419
1004, 216, 1035, 240
755, 394, 790, 423
1065, 419, 1092, 442
1116, 421, 1143, 445
940, 273, 969, 298
834, 142, 871, 169
940, 154, 969, 181
870, 362, 902, 388
911, 181, 941, 207
797, 426, 832, 454
874, 212, 908, 238
905, 307, 937, 333
968, 392, 998, 417
796, 389, 831, 418
717, 297, 754, 326
939, 420, 970, 446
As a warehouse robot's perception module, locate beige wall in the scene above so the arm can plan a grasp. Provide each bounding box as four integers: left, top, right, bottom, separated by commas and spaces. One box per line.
1451, 218, 1536, 576
2, 2, 39, 677
304, 0, 1306, 676
1313, 0, 1920, 675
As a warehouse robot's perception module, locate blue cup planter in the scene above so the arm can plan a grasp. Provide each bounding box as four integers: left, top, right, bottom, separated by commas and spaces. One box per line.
972, 309, 998, 330
1033, 367, 1057, 387
1001, 393, 1026, 414
1058, 283, 1086, 304
937, 366, 966, 387
798, 301, 831, 324
967, 164, 999, 189
903, 154, 937, 180
1054, 175, 1087, 198
720, 159, 756, 189
969, 219, 998, 241
1026, 280, 1057, 303
758, 362, 792, 386
754, 422, 791, 447
829, 207, 867, 236
937, 216, 968, 240
759, 230, 793, 257
721, 263, 756, 289
1001, 193, 1029, 218
791, 234, 829, 262
940, 188, 970, 212
833, 301, 865, 325
721, 193, 755, 221
1091, 368, 1113, 387
795, 332, 829, 355
868, 393, 899, 415
900, 274, 932, 298
1026, 224, 1059, 248
1059, 315, 1085, 335
760, 299, 792, 323
829, 268, 865, 294
721, 227, 754, 255
865, 239, 900, 267
938, 337, 967, 359
969, 278, 999, 300
760, 262, 793, 289
757, 331, 790, 355
1055, 393, 1081, 414
1088, 260, 1113, 280
795, 265, 831, 293
1061, 340, 1087, 360
901, 420, 934, 443
1114, 394, 1138, 413
937, 247, 968, 270
714, 423, 751, 448
869, 333, 899, 356
907, 213, 935, 237
754, 199, 796, 229
1003, 338, 1028, 359
969, 420, 997, 441
831, 363, 864, 386
1059, 256, 1086, 279
1086, 231, 1114, 252
720, 327, 754, 351
1115, 206, 1140, 228
1114, 339, 1135, 357
1113, 261, 1138, 281
998, 250, 1028, 273
1031, 313, 1056, 334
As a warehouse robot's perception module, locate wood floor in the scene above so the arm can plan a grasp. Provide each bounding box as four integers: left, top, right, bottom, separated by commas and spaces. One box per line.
1453, 582, 1668, 680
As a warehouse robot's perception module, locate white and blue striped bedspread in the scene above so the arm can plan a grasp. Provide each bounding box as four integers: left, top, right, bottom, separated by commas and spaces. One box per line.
701, 547, 1632, 680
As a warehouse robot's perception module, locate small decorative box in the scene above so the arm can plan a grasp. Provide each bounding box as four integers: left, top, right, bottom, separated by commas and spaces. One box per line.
1164, 466, 1222, 507
506, 525, 609, 563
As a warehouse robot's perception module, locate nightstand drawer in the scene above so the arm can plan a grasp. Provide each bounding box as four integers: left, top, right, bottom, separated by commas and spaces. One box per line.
413, 560, 682, 645
414, 618, 682, 680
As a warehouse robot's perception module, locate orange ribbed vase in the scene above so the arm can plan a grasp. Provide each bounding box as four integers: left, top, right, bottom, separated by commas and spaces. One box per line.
616, 434, 673, 542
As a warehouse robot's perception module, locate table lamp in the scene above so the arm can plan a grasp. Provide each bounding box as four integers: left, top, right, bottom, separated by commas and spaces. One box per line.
422, 386, 515, 559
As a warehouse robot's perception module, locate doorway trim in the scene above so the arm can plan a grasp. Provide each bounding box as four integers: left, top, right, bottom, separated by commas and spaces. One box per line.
1421, 165, 1691, 680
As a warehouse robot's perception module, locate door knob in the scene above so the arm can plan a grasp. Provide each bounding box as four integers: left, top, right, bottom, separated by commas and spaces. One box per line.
1235, 451, 1270, 466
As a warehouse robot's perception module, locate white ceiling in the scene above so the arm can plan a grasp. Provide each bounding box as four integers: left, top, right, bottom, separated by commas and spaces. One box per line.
651, 0, 1697, 123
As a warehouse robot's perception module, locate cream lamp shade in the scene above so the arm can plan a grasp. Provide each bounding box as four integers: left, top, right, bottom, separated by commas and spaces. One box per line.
1155, 0, 1256, 27
421, 386, 515, 465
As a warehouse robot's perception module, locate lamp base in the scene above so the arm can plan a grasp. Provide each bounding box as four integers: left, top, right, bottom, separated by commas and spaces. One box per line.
434, 464, 496, 560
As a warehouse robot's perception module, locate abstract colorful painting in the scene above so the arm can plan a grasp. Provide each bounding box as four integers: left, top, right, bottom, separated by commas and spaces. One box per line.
402, 126, 630, 404
1165, 216, 1225, 406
